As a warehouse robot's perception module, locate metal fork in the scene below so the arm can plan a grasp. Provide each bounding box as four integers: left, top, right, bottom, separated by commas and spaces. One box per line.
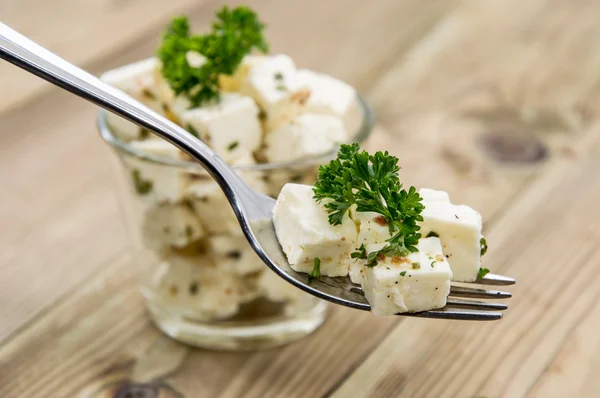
0, 23, 514, 321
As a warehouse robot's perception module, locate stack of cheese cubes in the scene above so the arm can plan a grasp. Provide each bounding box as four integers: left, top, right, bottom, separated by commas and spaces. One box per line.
273, 184, 485, 316
101, 53, 361, 321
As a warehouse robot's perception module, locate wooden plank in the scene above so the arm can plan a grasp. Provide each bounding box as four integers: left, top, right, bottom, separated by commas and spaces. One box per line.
0, 0, 212, 113
0, 0, 451, 114
4, 0, 600, 396
363, 0, 600, 219
0, 90, 128, 341
527, 299, 600, 398
0, 252, 394, 398
332, 128, 600, 398
0, 0, 459, 393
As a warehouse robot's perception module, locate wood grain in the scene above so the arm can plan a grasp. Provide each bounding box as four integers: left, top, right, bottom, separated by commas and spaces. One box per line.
365, 0, 600, 219
0, 0, 212, 113
2, 0, 600, 397
332, 129, 600, 398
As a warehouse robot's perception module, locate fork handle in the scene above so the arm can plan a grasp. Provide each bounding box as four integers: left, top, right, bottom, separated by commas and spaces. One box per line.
0, 22, 246, 201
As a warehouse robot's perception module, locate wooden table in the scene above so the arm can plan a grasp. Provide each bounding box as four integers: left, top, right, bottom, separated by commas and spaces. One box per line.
2, 1, 600, 396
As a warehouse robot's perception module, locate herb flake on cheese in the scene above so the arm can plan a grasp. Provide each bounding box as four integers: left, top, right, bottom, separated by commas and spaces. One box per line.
131, 169, 153, 195
307, 258, 321, 283
480, 237, 488, 256
477, 267, 490, 279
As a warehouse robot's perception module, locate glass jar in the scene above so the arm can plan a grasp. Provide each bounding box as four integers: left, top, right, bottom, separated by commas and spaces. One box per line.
98, 97, 372, 350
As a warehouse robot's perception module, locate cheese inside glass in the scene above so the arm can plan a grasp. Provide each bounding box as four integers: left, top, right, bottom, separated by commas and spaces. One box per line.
97, 104, 372, 351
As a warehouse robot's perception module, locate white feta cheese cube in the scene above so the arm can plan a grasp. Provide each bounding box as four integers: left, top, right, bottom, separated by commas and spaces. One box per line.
239, 54, 310, 128
419, 188, 451, 203
127, 138, 188, 203
232, 151, 269, 195
257, 269, 307, 303
164, 95, 193, 125
361, 237, 452, 315
101, 58, 164, 141
419, 202, 483, 282
263, 113, 346, 163
296, 69, 360, 138
219, 55, 267, 92
180, 93, 262, 163
355, 211, 392, 247
349, 261, 365, 284
142, 203, 205, 250
152, 253, 245, 320
207, 234, 264, 275
187, 180, 239, 235
187, 153, 267, 234
273, 183, 358, 277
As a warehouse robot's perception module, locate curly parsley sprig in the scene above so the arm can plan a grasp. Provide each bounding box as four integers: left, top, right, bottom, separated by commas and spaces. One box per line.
313, 143, 424, 267
157, 7, 268, 106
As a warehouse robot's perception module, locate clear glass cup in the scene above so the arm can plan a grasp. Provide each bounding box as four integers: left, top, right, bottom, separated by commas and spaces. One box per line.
98, 97, 373, 350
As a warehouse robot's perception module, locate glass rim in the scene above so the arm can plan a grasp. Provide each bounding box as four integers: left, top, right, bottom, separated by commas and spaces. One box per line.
97, 95, 373, 172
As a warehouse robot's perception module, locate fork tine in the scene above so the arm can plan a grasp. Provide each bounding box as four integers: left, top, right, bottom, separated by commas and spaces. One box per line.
474, 273, 516, 286
446, 298, 508, 311
401, 307, 503, 321
450, 286, 512, 299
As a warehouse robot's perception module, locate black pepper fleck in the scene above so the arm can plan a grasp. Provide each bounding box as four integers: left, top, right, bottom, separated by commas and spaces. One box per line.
189, 282, 199, 295
226, 250, 242, 259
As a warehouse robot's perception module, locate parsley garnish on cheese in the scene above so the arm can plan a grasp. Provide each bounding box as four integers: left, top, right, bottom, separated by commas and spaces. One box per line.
157, 6, 268, 106
131, 169, 153, 195
313, 143, 424, 267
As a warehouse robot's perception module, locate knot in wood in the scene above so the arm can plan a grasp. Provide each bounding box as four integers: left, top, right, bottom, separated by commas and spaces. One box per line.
114, 383, 158, 398
478, 130, 548, 164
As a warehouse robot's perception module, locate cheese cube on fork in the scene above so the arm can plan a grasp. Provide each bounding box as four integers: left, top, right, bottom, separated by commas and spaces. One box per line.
273, 183, 358, 277
419, 193, 484, 282
360, 237, 452, 316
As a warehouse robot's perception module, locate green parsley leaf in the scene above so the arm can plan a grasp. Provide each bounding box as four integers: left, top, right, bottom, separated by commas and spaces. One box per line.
351, 244, 367, 259
307, 258, 321, 283
412, 262, 420, 269
139, 128, 150, 139
131, 169, 153, 195
480, 237, 488, 256
186, 123, 200, 138
157, 7, 268, 107
399, 271, 407, 276
313, 143, 424, 264
185, 225, 194, 239
477, 267, 490, 279
227, 141, 240, 151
